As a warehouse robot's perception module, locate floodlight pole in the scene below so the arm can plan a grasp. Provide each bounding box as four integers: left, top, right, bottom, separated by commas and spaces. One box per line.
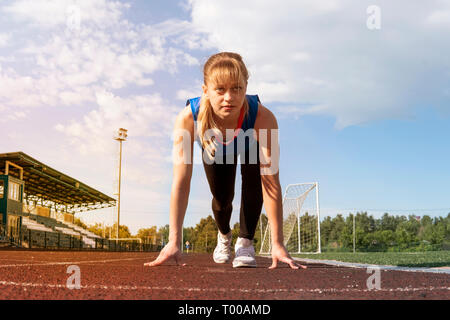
316, 182, 321, 253
297, 198, 301, 254
353, 212, 356, 253
114, 128, 128, 241
117, 139, 122, 239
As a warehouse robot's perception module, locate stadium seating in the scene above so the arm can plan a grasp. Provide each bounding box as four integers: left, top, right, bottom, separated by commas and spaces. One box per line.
22, 217, 53, 232
20, 214, 99, 249
13, 213, 157, 252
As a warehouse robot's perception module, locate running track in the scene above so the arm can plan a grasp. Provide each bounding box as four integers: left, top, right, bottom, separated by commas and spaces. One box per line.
0, 250, 449, 300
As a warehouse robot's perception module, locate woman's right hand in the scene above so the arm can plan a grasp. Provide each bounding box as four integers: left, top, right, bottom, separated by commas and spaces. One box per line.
144, 241, 186, 267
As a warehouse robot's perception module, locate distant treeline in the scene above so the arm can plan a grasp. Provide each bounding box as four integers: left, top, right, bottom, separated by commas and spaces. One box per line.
321, 212, 450, 252
76, 212, 450, 253
179, 212, 450, 253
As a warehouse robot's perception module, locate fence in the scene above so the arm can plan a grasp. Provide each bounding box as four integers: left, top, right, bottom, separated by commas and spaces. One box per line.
16, 229, 162, 251
0, 222, 5, 242
93, 238, 161, 252
7, 215, 22, 246
0, 215, 161, 252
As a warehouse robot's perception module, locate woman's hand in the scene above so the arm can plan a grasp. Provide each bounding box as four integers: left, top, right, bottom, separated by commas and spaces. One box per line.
144, 241, 186, 267
269, 243, 307, 270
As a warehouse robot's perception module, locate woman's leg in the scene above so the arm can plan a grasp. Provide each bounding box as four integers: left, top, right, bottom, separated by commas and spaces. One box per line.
239, 142, 264, 240
202, 152, 238, 235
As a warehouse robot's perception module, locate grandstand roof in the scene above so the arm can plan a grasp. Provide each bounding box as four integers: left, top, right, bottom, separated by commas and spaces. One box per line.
0, 152, 116, 214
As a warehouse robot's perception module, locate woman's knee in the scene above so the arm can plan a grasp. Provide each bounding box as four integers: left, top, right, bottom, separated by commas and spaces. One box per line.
212, 197, 233, 211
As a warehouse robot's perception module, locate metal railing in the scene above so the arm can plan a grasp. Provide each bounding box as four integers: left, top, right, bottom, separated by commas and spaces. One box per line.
16, 229, 161, 251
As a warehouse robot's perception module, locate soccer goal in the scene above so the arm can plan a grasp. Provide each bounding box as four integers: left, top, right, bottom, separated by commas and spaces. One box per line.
260, 182, 321, 254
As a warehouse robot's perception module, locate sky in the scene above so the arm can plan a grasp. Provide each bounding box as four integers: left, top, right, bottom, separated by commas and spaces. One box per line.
1, 0, 449, 234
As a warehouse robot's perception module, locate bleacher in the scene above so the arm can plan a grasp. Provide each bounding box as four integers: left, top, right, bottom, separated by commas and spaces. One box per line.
22, 217, 53, 232
7, 213, 159, 252
20, 213, 100, 249
64, 222, 102, 248
65, 221, 101, 239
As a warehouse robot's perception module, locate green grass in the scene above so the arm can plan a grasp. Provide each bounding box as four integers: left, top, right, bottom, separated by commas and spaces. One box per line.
290, 251, 450, 268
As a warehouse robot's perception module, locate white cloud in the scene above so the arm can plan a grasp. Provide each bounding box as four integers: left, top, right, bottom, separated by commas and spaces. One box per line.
3, 0, 129, 29
189, 0, 450, 128
176, 82, 203, 101
0, 110, 27, 122
274, 104, 328, 120
0, 33, 10, 47
427, 11, 450, 24
54, 90, 177, 184
0, 1, 207, 114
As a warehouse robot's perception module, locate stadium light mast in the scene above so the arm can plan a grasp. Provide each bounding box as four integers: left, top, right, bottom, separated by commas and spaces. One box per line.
353, 212, 356, 254
114, 128, 128, 240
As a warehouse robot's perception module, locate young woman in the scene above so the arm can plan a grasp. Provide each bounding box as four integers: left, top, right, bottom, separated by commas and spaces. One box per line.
145, 52, 306, 269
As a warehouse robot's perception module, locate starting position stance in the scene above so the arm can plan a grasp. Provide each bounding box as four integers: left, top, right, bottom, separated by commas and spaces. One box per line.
145, 52, 306, 269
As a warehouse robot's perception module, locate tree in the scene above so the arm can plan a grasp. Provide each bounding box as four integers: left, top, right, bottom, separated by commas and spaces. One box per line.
356, 211, 376, 233
110, 223, 132, 239
421, 215, 432, 226
254, 213, 268, 253
73, 218, 88, 230
193, 215, 218, 253
430, 224, 446, 245
158, 224, 170, 246
380, 213, 398, 232
299, 212, 318, 252
379, 230, 396, 247
231, 222, 240, 245
87, 223, 107, 238
330, 214, 346, 244
136, 226, 158, 244
320, 216, 333, 246
405, 215, 421, 235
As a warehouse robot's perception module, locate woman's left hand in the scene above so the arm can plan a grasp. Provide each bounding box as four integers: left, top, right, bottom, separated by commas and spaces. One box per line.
269, 243, 307, 270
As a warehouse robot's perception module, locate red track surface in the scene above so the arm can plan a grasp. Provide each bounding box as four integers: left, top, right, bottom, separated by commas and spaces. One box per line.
0, 250, 449, 300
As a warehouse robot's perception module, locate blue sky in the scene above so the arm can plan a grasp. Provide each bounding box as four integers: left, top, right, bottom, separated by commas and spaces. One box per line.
1, 0, 449, 233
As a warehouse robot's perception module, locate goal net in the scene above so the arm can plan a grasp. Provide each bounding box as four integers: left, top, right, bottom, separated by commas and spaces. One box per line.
260, 182, 321, 254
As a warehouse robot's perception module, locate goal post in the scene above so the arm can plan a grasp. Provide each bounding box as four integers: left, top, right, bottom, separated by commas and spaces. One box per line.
260, 182, 321, 255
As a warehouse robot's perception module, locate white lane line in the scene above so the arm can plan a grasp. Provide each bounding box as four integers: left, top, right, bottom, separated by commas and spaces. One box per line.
0, 280, 449, 294
292, 257, 450, 274
0, 257, 147, 268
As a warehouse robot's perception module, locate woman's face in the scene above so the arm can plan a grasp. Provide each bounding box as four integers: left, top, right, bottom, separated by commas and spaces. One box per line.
202, 79, 247, 124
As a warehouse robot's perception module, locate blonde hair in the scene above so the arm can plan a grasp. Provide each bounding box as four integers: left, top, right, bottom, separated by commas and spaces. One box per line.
198, 52, 250, 150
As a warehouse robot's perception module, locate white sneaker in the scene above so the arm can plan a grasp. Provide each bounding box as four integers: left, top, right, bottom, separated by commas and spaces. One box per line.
232, 237, 257, 268
213, 231, 232, 264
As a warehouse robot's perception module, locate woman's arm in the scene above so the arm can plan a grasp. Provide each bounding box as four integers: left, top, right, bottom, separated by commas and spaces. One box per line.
256, 105, 307, 270
145, 107, 194, 266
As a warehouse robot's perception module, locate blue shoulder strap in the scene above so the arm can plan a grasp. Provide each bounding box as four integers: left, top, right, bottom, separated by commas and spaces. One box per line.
242, 94, 260, 131
186, 97, 201, 121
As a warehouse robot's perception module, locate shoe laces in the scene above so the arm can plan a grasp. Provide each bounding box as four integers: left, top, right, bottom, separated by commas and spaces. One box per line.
236, 244, 254, 257
216, 234, 231, 254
